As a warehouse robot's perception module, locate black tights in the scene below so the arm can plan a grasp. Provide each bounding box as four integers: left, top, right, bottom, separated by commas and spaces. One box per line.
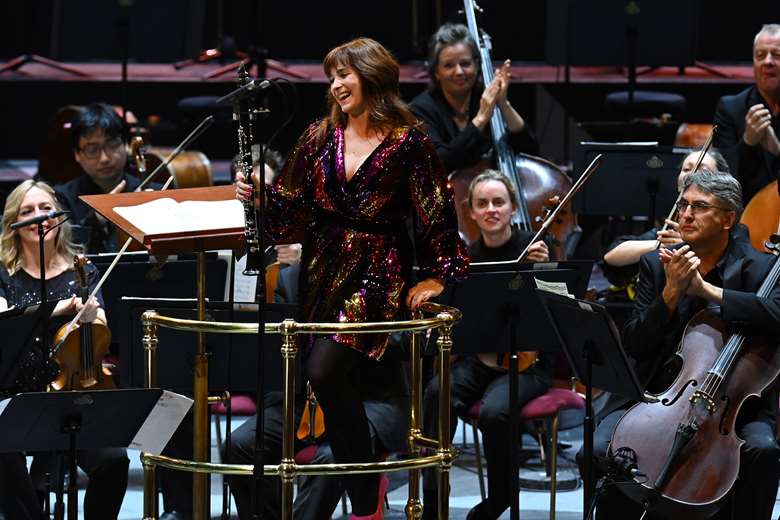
306, 338, 379, 516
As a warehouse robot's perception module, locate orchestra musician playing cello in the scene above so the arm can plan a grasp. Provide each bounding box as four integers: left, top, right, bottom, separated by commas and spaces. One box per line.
234, 37, 468, 520
583, 170, 780, 520
421, 170, 551, 520
0, 180, 128, 520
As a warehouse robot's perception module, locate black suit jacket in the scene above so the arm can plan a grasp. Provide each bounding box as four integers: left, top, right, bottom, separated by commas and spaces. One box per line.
54, 172, 143, 254
713, 85, 780, 203
609, 239, 780, 422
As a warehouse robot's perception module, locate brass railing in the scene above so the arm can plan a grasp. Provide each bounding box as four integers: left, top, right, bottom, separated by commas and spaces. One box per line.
140, 301, 461, 520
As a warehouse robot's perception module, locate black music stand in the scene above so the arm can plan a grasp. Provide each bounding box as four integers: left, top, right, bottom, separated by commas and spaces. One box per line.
0, 302, 58, 395
440, 260, 592, 520
0, 388, 177, 520
536, 291, 647, 517
574, 142, 691, 223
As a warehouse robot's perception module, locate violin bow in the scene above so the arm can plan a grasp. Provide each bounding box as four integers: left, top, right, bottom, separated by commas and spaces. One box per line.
50, 116, 215, 355
654, 125, 717, 249
514, 153, 604, 263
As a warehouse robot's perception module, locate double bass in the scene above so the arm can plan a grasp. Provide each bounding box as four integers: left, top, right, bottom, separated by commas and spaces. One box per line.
452, 0, 579, 259
610, 238, 780, 518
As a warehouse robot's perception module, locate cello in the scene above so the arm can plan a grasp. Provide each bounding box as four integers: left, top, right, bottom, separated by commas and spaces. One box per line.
610, 237, 780, 518
453, 0, 579, 259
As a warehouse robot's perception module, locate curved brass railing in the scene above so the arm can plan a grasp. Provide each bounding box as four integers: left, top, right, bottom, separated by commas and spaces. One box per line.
140, 301, 460, 520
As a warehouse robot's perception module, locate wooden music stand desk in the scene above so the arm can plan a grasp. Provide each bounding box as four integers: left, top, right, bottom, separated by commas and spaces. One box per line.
81, 185, 246, 519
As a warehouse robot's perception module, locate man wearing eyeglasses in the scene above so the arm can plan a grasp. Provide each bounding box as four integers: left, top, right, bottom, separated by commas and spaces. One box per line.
54, 102, 139, 254
714, 24, 780, 204
584, 170, 780, 519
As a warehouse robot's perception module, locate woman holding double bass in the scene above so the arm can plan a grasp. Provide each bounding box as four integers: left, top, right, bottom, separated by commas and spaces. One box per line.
409, 22, 577, 260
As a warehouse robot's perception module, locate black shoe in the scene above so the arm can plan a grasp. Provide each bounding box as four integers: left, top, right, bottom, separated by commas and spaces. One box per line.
160, 511, 192, 520
466, 500, 502, 520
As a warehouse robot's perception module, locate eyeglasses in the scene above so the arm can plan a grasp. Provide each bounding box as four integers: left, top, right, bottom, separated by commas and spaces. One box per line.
78, 138, 124, 160
675, 200, 731, 215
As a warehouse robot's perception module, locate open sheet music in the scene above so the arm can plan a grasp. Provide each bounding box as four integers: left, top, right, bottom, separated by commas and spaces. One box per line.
114, 198, 244, 236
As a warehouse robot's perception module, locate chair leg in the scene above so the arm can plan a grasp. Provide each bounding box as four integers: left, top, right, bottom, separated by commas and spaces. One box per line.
471, 419, 486, 501
549, 413, 560, 520
214, 414, 223, 462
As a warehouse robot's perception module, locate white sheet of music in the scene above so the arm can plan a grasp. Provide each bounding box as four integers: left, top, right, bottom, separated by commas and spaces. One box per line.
114, 198, 245, 236
129, 390, 193, 455
233, 254, 258, 303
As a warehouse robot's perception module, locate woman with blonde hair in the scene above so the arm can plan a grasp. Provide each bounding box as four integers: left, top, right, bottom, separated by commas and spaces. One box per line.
0, 179, 128, 520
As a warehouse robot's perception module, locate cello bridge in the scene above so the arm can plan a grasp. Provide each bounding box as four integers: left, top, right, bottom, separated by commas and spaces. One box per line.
689, 390, 716, 412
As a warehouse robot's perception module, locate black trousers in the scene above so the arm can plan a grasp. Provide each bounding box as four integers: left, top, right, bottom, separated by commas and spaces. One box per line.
579, 407, 780, 520
422, 356, 549, 517
24, 448, 130, 520
0, 453, 44, 520
226, 396, 382, 520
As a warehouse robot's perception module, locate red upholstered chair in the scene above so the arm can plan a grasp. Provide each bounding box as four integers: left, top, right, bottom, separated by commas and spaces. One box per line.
464, 388, 585, 520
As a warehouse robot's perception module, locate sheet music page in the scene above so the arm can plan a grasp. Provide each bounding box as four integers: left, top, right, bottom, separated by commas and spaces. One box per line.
233, 254, 258, 302
129, 390, 193, 455
0, 398, 9, 417
534, 278, 573, 298
114, 198, 245, 236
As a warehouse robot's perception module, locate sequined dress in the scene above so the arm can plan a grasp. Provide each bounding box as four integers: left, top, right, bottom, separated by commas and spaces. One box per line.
266, 122, 469, 358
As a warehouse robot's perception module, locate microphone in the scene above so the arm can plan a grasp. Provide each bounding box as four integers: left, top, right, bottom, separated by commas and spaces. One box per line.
10, 210, 69, 230
216, 78, 272, 106
610, 446, 644, 479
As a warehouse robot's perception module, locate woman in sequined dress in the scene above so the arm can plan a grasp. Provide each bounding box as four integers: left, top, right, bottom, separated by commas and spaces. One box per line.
235, 38, 469, 519
0, 180, 128, 520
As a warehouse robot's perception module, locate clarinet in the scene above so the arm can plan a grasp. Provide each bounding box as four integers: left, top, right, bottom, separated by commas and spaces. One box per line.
235, 66, 262, 276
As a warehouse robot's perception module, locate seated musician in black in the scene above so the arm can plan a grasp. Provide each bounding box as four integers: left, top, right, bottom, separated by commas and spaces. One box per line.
421, 170, 552, 520
409, 23, 537, 173
0, 180, 128, 520
583, 170, 780, 520
225, 262, 410, 520
602, 148, 730, 288
55, 102, 140, 254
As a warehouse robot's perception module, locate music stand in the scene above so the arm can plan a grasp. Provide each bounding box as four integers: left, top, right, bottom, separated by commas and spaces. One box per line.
80, 185, 246, 518
536, 291, 647, 516
574, 142, 690, 223
440, 260, 592, 520
0, 388, 185, 520
0, 302, 58, 396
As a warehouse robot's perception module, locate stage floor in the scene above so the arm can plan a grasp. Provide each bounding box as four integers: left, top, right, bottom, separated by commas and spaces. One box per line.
44, 415, 780, 519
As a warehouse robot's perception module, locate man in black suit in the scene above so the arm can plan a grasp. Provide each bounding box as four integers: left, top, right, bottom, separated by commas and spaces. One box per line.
714, 24, 780, 203
582, 170, 780, 519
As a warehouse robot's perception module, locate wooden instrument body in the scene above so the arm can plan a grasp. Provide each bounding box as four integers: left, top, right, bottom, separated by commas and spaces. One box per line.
611, 310, 780, 518
740, 180, 780, 252
51, 321, 114, 391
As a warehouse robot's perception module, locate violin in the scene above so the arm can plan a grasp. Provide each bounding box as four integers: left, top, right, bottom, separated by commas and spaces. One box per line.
50, 255, 114, 390
610, 238, 780, 518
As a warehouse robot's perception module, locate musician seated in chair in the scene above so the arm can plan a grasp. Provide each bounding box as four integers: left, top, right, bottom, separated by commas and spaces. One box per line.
580, 170, 780, 520
409, 23, 537, 173
224, 261, 410, 520
601, 148, 737, 289
714, 24, 780, 204
421, 170, 552, 520
54, 102, 141, 254
0, 180, 128, 520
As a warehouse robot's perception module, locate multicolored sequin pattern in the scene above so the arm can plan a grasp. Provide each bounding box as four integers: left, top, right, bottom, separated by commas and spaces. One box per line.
266, 122, 469, 358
